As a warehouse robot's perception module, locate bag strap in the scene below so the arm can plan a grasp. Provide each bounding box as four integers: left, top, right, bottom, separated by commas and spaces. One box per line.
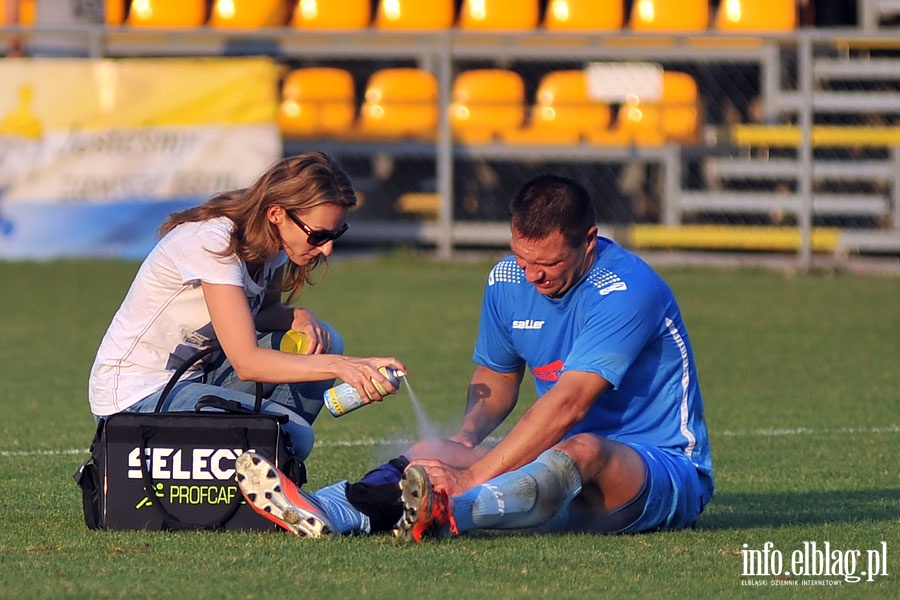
154, 344, 264, 413
138, 424, 247, 531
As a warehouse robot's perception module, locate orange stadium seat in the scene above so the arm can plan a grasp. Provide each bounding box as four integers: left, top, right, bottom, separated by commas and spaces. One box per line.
714, 0, 797, 31
279, 67, 357, 138
628, 0, 709, 32
291, 0, 371, 30
356, 68, 438, 140
450, 69, 526, 143
374, 0, 455, 30
543, 0, 624, 32
458, 0, 540, 31
503, 70, 614, 145
210, 0, 289, 28
126, 0, 207, 28
600, 71, 700, 146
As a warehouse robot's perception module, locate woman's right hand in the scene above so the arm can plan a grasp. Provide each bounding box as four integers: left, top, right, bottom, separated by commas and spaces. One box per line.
337, 356, 406, 401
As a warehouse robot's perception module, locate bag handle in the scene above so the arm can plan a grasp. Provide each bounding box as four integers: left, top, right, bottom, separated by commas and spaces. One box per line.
154, 344, 264, 413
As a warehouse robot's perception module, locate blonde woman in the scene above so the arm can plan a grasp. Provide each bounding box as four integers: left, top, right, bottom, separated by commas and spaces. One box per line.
89, 152, 405, 461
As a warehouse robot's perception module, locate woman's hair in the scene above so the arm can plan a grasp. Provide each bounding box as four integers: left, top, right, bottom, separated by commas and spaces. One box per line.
159, 151, 357, 298
509, 174, 596, 248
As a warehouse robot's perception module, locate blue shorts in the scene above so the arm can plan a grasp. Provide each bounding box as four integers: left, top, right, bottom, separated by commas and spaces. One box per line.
617, 443, 713, 533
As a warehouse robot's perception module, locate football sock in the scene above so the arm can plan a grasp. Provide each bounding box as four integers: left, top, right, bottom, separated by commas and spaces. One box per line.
452, 449, 582, 532
312, 456, 409, 535
312, 481, 370, 535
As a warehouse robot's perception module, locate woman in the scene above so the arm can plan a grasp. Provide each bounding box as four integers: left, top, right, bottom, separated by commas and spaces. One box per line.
89, 152, 405, 461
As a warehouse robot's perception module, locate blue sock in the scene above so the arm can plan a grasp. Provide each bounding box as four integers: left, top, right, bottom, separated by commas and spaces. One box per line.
452, 449, 582, 532
312, 481, 371, 535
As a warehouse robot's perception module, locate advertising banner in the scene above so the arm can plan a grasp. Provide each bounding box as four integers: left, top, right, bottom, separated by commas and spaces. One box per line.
0, 57, 281, 259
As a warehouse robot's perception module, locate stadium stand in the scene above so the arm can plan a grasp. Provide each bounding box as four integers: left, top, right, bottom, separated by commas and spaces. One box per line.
373, 0, 456, 30
279, 67, 357, 138
450, 69, 526, 143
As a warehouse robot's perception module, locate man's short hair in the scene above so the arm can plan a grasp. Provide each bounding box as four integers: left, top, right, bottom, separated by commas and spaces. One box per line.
510, 174, 597, 247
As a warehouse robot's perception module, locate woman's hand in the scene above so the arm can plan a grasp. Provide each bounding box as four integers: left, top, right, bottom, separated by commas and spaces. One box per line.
290, 308, 331, 354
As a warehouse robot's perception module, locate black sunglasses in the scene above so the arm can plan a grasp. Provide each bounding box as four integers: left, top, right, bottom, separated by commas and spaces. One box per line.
285, 210, 349, 247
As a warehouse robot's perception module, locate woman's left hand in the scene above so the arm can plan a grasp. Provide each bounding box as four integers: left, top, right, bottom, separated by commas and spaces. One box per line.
291, 308, 331, 354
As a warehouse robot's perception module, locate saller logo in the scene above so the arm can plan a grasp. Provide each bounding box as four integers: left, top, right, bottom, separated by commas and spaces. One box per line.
127, 447, 243, 481
512, 319, 545, 330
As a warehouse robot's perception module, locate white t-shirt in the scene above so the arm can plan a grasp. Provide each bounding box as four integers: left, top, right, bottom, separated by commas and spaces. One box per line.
89, 217, 287, 416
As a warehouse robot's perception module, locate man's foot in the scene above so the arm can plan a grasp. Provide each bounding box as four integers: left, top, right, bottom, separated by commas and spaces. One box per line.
235, 452, 336, 537
393, 465, 456, 543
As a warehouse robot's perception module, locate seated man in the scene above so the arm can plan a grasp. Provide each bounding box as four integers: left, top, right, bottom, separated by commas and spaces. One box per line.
236, 173, 714, 541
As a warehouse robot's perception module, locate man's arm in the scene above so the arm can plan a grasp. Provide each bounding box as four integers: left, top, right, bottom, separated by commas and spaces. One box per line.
450, 365, 524, 448
416, 369, 610, 495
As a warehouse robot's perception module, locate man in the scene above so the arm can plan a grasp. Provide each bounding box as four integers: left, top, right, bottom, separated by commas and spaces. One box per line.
236, 174, 714, 541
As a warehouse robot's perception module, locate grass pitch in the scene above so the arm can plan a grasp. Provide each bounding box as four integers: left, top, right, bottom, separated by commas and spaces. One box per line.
0, 255, 897, 599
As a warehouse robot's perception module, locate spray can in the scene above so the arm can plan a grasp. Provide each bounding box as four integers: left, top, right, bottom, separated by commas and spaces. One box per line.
323, 366, 405, 417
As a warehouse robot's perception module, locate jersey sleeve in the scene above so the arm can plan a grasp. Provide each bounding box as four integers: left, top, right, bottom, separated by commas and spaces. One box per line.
165, 219, 244, 287
472, 266, 524, 373
563, 274, 665, 388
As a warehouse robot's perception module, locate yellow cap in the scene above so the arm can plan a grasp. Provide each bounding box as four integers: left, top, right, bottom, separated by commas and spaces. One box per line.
280, 329, 310, 355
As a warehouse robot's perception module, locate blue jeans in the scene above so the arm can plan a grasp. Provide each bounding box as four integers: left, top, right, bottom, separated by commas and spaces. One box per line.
123, 327, 343, 462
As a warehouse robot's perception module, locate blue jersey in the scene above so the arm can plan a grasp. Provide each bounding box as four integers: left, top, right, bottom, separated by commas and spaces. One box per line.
473, 237, 713, 483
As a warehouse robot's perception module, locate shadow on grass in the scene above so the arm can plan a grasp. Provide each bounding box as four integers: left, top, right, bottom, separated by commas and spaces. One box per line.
698, 489, 900, 530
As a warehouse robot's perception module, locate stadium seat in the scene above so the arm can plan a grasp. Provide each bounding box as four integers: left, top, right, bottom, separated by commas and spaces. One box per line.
374, 0, 455, 30
450, 69, 526, 143
126, 0, 207, 28
210, 0, 289, 28
543, 0, 624, 32
279, 67, 356, 138
714, 0, 797, 31
628, 0, 709, 32
502, 70, 614, 145
458, 0, 540, 31
355, 68, 437, 140
600, 71, 700, 146
291, 0, 371, 30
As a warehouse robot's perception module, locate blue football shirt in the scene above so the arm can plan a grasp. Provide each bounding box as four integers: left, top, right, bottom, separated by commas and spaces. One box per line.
473, 237, 713, 482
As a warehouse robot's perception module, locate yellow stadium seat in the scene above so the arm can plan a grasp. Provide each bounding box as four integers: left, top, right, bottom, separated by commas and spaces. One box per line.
279, 68, 357, 138
291, 0, 370, 29
543, 0, 624, 31
126, 0, 207, 28
503, 70, 614, 145
459, 0, 540, 31
356, 68, 437, 140
374, 0, 455, 30
105, 0, 126, 25
450, 69, 526, 143
602, 71, 700, 146
628, 0, 708, 32
714, 0, 797, 31
210, 0, 289, 28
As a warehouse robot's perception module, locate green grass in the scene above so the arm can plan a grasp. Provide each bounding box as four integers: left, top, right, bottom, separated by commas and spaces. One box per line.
1, 256, 898, 599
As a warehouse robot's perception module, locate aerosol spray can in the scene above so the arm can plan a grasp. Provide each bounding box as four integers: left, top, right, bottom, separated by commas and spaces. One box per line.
323, 366, 405, 417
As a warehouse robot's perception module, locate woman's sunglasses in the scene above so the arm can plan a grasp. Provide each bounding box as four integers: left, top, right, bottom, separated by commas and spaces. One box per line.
286, 210, 349, 247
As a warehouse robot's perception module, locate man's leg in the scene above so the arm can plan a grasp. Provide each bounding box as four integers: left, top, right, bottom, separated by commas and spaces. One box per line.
396, 433, 650, 541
